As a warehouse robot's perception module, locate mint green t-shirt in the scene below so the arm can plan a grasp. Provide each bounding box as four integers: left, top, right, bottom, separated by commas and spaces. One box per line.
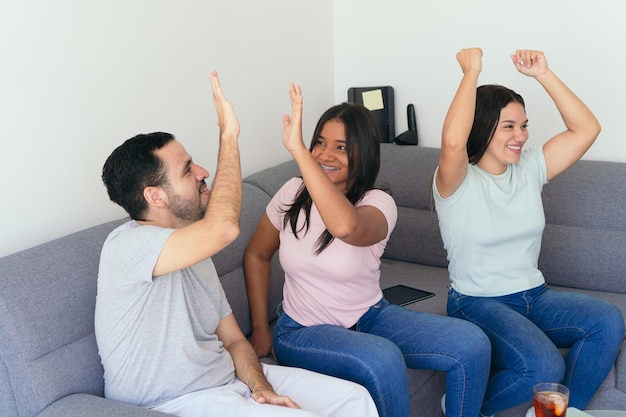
433, 147, 548, 297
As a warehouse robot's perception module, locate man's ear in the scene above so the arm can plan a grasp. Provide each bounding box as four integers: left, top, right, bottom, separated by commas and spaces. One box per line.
143, 186, 167, 208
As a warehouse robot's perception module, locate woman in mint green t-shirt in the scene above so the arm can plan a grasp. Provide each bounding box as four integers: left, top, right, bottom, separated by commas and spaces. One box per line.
434, 48, 624, 416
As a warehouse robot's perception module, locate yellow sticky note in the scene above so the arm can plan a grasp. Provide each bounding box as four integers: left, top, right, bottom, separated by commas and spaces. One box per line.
361, 89, 384, 111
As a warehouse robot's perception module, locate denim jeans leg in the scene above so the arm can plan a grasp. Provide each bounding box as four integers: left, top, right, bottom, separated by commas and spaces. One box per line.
272, 310, 410, 417
361, 299, 491, 417
528, 287, 625, 408
447, 287, 566, 415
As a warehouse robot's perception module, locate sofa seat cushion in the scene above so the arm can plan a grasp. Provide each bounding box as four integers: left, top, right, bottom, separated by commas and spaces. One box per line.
38, 393, 171, 417
379, 258, 449, 316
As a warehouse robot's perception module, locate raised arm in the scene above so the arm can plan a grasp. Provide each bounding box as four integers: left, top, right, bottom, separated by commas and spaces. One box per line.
436, 48, 483, 198
282, 84, 388, 246
243, 213, 280, 357
511, 50, 601, 180
154, 71, 242, 276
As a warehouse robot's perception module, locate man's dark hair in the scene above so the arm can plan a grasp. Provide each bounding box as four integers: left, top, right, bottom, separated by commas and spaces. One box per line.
102, 132, 175, 220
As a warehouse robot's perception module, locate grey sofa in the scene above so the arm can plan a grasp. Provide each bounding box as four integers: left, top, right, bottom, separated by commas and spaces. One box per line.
1, 143, 624, 417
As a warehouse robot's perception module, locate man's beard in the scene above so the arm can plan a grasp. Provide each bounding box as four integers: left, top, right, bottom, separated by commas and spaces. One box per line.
167, 188, 207, 225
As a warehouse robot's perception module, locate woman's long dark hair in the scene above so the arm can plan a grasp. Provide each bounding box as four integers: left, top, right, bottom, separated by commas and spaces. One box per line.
283, 103, 381, 254
468, 85, 525, 163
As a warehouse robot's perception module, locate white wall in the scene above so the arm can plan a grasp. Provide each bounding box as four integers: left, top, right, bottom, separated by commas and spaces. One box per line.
0, 0, 334, 257
333, 0, 626, 162
3, 0, 625, 257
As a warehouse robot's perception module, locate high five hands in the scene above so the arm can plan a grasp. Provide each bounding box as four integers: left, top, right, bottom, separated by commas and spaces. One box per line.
282, 83, 306, 155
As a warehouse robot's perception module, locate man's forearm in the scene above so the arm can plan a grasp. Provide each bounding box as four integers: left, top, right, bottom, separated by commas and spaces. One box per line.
205, 135, 242, 226
227, 338, 273, 393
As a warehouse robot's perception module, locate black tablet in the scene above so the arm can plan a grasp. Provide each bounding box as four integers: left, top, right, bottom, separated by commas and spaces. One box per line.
383, 284, 435, 306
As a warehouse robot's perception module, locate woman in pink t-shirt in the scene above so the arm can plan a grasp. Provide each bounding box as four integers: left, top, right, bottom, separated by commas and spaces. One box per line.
244, 84, 491, 417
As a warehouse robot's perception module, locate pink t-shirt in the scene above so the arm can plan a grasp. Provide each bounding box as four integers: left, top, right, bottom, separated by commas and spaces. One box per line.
267, 177, 398, 327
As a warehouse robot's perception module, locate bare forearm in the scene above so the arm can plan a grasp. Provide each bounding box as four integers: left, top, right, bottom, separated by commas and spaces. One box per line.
244, 255, 271, 330
228, 339, 299, 408
205, 135, 242, 228
228, 338, 273, 392
292, 147, 359, 237
442, 70, 480, 150
437, 48, 482, 197
535, 70, 600, 137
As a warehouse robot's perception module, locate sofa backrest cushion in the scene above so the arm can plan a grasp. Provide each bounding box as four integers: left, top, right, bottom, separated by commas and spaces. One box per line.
377, 144, 440, 211
213, 183, 285, 334
385, 206, 448, 268
243, 159, 302, 197
0, 357, 18, 417
540, 225, 626, 293
376, 144, 448, 266
539, 159, 626, 293
0, 218, 126, 417
542, 159, 626, 232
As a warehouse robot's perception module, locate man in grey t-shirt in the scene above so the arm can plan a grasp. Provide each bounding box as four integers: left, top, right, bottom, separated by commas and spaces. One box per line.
95, 72, 378, 417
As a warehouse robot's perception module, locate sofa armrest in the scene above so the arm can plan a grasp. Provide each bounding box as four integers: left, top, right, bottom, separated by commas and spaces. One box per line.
38, 393, 172, 417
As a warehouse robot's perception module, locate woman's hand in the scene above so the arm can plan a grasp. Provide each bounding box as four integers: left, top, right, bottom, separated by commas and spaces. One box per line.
282, 83, 307, 155
249, 327, 275, 359
511, 50, 549, 78
456, 47, 483, 74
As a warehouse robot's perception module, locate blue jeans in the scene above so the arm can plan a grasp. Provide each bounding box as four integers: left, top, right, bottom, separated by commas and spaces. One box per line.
447, 284, 625, 415
273, 298, 491, 417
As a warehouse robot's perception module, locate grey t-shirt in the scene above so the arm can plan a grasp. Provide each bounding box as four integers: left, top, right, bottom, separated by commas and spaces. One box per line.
94, 220, 235, 407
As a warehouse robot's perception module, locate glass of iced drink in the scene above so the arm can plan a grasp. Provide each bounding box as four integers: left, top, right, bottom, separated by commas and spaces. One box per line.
533, 383, 569, 417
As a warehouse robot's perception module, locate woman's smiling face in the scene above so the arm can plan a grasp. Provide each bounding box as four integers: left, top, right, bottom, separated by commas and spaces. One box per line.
312, 119, 350, 192
478, 101, 529, 174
